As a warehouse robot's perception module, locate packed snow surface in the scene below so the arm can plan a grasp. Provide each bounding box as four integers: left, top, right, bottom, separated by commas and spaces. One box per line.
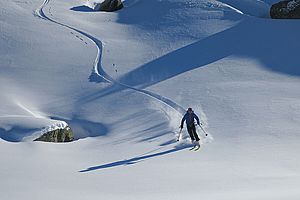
1, 0, 300, 199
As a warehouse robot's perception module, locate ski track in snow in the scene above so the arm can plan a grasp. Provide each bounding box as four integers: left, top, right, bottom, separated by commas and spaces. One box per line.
34, 0, 210, 138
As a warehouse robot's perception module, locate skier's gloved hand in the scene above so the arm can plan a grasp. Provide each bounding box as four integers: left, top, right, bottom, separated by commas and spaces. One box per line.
205, 134, 208, 137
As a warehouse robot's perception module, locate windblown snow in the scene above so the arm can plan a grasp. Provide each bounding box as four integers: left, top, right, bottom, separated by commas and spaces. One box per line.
1, 0, 300, 199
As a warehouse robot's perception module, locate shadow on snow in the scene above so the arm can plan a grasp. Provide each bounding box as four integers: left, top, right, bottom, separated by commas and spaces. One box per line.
84, 17, 300, 104
117, 18, 300, 88
79, 144, 191, 172
70, 5, 95, 12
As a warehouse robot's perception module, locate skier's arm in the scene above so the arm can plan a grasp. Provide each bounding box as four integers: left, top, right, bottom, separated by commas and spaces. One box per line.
194, 113, 200, 125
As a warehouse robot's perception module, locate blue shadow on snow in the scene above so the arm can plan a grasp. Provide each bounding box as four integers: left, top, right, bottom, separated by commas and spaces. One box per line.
0, 127, 40, 142
83, 17, 300, 104
79, 144, 191, 172
70, 5, 95, 12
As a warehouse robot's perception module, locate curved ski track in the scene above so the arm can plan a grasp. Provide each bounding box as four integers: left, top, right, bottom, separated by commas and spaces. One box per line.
34, 0, 208, 135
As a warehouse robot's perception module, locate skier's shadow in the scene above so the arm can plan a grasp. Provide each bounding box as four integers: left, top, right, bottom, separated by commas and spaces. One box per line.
79, 144, 191, 172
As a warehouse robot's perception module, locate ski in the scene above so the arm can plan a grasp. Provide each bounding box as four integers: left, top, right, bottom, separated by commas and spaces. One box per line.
189, 146, 197, 151
189, 145, 200, 151
193, 146, 200, 151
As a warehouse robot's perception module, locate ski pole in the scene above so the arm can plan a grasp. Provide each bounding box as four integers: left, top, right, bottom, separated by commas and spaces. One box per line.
177, 127, 182, 141
198, 124, 208, 136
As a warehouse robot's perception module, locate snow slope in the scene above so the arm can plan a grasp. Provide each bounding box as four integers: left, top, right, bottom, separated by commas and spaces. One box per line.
1, 0, 300, 199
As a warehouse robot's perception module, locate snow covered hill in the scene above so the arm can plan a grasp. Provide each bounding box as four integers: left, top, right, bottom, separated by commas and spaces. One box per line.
1, 0, 300, 199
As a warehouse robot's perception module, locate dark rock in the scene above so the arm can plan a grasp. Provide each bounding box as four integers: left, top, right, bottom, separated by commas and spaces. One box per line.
97, 0, 123, 12
270, 0, 300, 19
34, 126, 74, 143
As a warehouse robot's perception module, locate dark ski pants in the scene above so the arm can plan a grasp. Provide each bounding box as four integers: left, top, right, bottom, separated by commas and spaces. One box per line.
187, 125, 200, 141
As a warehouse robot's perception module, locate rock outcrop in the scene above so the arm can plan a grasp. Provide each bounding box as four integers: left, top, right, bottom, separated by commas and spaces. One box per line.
34, 126, 74, 143
92, 0, 123, 12
270, 0, 300, 19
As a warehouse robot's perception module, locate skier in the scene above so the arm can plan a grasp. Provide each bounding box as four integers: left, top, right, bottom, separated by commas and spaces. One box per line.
180, 107, 205, 148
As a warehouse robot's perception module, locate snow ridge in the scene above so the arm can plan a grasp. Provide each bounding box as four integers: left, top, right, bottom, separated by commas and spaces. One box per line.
34, 0, 211, 137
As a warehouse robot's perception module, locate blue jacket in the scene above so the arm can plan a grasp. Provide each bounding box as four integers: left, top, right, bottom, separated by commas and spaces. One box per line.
181, 111, 200, 128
